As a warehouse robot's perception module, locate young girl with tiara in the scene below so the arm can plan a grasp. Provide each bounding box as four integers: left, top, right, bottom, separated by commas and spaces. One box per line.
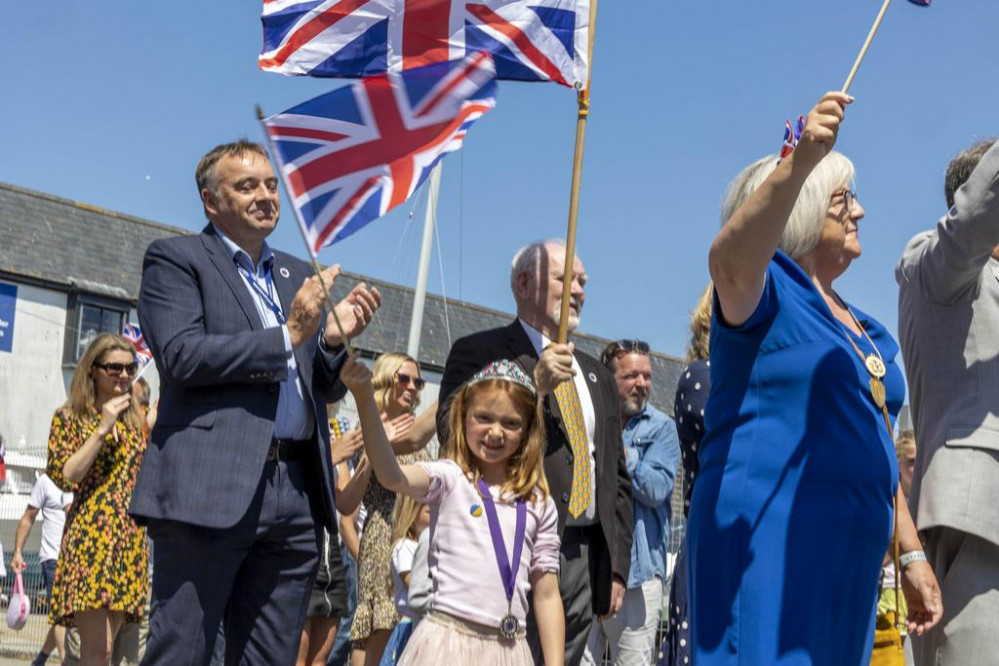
340, 357, 565, 665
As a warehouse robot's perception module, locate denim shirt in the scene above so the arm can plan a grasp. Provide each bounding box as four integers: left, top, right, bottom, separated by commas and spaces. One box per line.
622, 403, 680, 587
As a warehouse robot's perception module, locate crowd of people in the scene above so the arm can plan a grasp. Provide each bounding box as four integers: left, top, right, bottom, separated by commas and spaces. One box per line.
4, 89, 998, 666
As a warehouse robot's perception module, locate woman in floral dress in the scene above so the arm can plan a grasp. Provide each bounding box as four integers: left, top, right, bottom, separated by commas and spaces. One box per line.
348, 352, 434, 666
47, 332, 149, 665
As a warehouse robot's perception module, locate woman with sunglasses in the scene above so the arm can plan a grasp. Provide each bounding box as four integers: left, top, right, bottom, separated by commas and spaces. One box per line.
690, 92, 942, 665
347, 352, 436, 665
46, 332, 149, 665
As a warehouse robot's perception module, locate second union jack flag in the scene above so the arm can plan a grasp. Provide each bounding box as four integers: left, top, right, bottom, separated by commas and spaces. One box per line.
123, 323, 154, 367
262, 52, 497, 255
260, 0, 589, 88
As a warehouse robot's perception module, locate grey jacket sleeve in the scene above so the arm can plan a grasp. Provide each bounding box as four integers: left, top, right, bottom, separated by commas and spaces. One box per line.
897, 140, 999, 305
407, 529, 433, 617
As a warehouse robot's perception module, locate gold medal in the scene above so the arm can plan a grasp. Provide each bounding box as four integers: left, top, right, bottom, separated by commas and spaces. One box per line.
864, 354, 886, 379
869, 377, 886, 409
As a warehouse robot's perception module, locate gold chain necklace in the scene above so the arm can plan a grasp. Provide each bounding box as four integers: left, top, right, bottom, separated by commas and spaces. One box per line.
838, 304, 888, 408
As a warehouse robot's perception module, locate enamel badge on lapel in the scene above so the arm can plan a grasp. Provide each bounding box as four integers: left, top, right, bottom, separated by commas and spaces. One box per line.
279, 267, 290, 278
588, 372, 597, 383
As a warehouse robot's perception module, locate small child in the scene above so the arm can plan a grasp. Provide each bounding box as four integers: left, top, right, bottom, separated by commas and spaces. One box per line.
341, 357, 564, 665
379, 496, 431, 665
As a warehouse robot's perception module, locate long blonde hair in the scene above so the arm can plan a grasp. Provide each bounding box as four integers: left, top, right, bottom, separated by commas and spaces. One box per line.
687, 284, 714, 362
445, 379, 549, 502
372, 352, 421, 413
391, 494, 427, 548
65, 332, 144, 431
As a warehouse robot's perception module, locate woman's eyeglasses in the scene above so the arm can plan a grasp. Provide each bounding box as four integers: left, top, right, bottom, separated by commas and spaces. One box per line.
95, 362, 139, 376
833, 189, 857, 214
396, 372, 426, 390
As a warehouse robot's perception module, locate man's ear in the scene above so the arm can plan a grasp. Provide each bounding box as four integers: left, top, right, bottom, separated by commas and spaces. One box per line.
514, 272, 531, 301
201, 188, 217, 217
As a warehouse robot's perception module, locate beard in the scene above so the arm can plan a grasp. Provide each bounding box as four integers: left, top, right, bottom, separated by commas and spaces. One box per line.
621, 391, 648, 416
550, 301, 581, 332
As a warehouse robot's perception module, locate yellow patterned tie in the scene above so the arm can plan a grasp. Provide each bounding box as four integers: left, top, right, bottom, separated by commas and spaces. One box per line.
554, 378, 592, 518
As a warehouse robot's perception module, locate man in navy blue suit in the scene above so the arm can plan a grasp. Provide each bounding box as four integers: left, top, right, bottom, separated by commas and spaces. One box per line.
132, 140, 381, 665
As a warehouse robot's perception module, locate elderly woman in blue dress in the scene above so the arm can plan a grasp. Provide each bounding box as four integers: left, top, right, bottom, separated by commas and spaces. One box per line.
690, 91, 942, 665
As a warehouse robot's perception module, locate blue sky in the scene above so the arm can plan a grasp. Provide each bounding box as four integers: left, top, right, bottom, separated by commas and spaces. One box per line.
3, 2, 997, 364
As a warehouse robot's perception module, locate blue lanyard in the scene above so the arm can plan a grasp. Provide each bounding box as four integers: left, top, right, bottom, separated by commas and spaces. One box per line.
237, 261, 286, 325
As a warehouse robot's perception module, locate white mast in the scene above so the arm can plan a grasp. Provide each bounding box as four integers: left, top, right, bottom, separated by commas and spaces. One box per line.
406, 162, 443, 358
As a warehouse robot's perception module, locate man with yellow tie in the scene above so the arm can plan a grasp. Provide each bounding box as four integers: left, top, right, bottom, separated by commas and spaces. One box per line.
437, 239, 634, 665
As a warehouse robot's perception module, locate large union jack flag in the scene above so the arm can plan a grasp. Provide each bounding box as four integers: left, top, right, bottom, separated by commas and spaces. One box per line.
262, 52, 497, 255
260, 0, 589, 88
123, 323, 154, 367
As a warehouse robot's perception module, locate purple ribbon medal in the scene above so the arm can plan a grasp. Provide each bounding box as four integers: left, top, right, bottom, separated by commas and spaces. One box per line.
477, 478, 527, 638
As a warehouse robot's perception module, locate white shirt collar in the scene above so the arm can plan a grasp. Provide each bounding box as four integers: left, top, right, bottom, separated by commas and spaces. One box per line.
518, 317, 550, 356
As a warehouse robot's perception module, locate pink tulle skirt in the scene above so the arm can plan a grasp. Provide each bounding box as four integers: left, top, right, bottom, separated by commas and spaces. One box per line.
399, 611, 532, 665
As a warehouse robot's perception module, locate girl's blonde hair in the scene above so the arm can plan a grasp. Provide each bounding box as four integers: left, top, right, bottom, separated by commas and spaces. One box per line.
687, 284, 714, 362
372, 352, 422, 413
65, 332, 145, 431
391, 494, 427, 547
445, 379, 549, 502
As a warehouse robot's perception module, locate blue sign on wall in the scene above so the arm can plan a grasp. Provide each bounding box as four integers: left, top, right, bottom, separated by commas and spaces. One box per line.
0, 283, 17, 353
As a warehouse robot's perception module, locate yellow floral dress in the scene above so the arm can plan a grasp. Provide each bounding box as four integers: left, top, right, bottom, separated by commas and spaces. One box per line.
46, 408, 149, 626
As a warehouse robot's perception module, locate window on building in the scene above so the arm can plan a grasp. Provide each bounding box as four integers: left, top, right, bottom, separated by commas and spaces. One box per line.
63, 294, 128, 365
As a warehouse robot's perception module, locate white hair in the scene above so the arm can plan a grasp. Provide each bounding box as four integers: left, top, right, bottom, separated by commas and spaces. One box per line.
720, 151, 855, 261
509, 239, 566, 295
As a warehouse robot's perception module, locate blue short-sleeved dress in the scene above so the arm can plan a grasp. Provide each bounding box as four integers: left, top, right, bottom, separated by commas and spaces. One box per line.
688, 251, 902, 666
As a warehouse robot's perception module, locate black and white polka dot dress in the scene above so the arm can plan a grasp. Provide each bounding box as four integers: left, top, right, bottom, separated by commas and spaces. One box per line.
658, 358, 709, 666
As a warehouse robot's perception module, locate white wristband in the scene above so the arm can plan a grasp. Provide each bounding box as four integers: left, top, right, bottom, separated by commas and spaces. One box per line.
899, 550, 927, 569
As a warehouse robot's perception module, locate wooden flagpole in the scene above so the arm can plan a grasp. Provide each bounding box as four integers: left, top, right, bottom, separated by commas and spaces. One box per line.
842, 0, 892, 93
256, 105, 355, 357
557, 0, 599, 344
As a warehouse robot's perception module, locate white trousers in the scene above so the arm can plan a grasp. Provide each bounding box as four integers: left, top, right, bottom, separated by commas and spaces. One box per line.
581, 578, 663, 666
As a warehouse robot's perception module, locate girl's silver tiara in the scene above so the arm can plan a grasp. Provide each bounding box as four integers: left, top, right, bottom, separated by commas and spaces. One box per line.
466, 359, 536, 396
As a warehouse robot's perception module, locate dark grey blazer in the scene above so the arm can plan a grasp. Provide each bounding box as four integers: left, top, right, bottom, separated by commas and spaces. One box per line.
130, 226, 345, 531
436, 320, 634, 616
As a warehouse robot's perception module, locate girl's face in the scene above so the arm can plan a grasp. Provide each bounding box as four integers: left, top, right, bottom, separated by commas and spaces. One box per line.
463, 387, 527, 479
415, 504, 431, 534
391, 360, 422, 413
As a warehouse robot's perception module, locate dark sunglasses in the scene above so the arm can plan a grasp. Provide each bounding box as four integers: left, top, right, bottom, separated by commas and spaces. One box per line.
396, 372, 426, 390
601, 339, 650, 366
94, 361, 139, 376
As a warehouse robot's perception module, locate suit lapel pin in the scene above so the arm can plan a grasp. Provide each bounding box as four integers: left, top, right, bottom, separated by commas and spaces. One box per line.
279, 267, 290, 278
588, 372, 597, 383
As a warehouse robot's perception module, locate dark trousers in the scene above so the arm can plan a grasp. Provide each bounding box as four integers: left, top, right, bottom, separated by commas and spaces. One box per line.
328, 545, 357, 666
528, 525, 596, 666
141, 457, 322, 666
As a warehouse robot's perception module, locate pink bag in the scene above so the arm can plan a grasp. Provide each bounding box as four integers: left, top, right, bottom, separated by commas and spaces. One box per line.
6, 571, 30, 630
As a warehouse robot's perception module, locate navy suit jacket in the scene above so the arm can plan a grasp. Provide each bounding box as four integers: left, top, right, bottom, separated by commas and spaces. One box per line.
130, 226, 345, 531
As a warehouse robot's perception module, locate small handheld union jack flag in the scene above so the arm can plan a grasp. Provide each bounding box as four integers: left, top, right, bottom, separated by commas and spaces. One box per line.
123, 323, 154, 368
779, 115, 806, 160
907, 0, 930, 6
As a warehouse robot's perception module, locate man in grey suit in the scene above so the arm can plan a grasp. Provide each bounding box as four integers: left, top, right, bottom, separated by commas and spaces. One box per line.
132, 140, 380, 665
896, 137, 999, 665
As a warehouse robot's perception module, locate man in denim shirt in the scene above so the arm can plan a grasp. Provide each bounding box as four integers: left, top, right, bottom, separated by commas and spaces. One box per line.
583, 340, 680, 666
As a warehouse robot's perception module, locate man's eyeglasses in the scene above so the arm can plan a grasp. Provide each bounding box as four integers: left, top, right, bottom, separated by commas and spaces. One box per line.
833, 189, 857, 214
600, 339, 650, 366
94, 362, 139, 376
396, 372, 426, 390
